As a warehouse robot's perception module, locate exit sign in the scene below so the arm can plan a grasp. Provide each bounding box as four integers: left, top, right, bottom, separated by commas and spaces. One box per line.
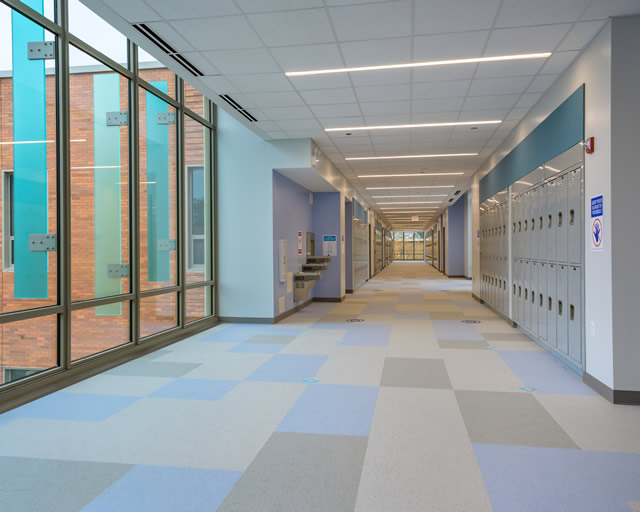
411, 216, 419, 221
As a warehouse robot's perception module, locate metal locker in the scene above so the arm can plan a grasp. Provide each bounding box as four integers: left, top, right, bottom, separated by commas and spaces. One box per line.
523, 191, 531, 259
524, 259, 531, 330
547, 179, 557, 261
512, 195, 518, 259
531, 187, 539, 261
568, 167, 582, 265
568, 265, 582, 365
539, 262, 547, 340
538, 183, 547, 261
557, 174, 568, 263
531, 261, 539, 336
518, 259, 525, 324
512, 259, 520, 323
556, 264, 569, 354
547, 263, 557, 347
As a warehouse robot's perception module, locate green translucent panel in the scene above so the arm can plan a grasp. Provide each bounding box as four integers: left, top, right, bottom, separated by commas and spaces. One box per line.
93, 73, 122, 315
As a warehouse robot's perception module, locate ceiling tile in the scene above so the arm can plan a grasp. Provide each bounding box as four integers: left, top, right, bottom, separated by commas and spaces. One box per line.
463, 94, 520, 110
484, 24, 573, 55
236, 0, 323, 14
202, 48, 280, 74
504, 107, 530, 120
364, 113, 413, 125
580, 0, 640, 20
495, 0, 590, 28
474, 59, 545, 78
270, 44, 344, 72
557, 20, 607, 51
248, 9, 335, 46
539, 50, 580, 74
179, 52, 220, 75
412, 80, 471, 99
350, 69, 411, 87
318, 116, 365, 128
261, 105, 314, 120
227, 73, 294, 92
411, 97, 465, 113
413, 31, 490, 61
526, 74, 558, 93
340, 37, 411, 67
514, 92, 542, 108
310, 103, 362, 117
414, 0, 501, 34
265, 130, 288, 139
356, 84, 411, 102
200, 75, 238, 94
284, 129, 327, 138
245, 91, 304, 108
300, 88, 357, 105
468, 76, 534, 96
410, 112, 460, 123
412, 65, 477, 83
170, 16, 263, 50
149, 0, 241, 19
360, 100, 411, 116
110, 0, 161, 22
329, 1, 412, 41
275, 119, 323, 130
288, 74, 353, 90
254, 120, 279, 131
145, 21, 194, 52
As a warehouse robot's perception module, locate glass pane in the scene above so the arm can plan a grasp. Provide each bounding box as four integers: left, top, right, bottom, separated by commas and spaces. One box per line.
185, 115, 212, 283
186, 286, 212, 324
69, 46, 130, 303
69, 0, 127, 67
139, 87, 178, 290
141, 293, 177, 338
139, 51, 177, 99
1, 314, 57, 386
403, 232, 413, 260
0, 5, 58, 313
184, 82, 206, 119
71, 302, 131, 361
414, 231, 425, 260
393, 232, 403, 260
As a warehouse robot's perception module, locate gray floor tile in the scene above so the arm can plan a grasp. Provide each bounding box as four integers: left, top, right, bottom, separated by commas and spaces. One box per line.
105, 360, 200, 378
380, 357, 452, 389
218, 432, 367, 512
455, 390, 579, 449
438, 340, 490, 350
245, 334, 297, 344
482, 331, 532, 341
0, 456, 132, 512
429, 312, 467, 320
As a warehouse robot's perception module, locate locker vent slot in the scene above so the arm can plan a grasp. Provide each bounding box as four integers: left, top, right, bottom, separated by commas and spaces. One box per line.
570, 304, 575, 321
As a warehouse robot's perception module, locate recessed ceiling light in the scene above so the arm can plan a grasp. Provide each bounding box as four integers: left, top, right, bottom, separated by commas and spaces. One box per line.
285, 52, 552, 76
381, 207, 438, 210
325, 120, 501, 132
347, 154, 476, 161
358, 172, 465, 178
366, 185, 454, 190
371, 194, 448, 198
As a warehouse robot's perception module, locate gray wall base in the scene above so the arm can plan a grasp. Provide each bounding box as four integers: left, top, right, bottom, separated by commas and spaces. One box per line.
583, 372, 640, 405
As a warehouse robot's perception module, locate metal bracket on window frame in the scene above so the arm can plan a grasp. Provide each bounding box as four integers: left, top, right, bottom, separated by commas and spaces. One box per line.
29, 234, 57, 252
157, 112, 175, 125
106, 111, 129, 126
28, 41, 55, 60
158, 239, 177, 251
107, 264, 130, 278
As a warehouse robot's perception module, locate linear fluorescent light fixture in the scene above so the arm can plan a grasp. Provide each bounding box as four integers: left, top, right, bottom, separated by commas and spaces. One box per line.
348, 154, 475, 161
359, 172, 465, 178
377, 201, 440, 204
325, 120, 501, 132
285, 52, 551, 77
371, 194, 448, 198
366, 185, 454, 190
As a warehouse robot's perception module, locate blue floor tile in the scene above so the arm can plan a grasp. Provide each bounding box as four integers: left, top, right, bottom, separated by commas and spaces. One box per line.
150, 379, 238, 400
393, 311, 431, 320
81, 465, 242, 512
473, 444, 640, 512
246, 354, 327, 383
229, 343, 286, 354
362, 302, 397, 314
277, 384, 378, 436
432, 320, 484, 340
341, 324, 391, 346
5, 392, 138, 422
201, 325, 302, 342
496, 350, 596, 395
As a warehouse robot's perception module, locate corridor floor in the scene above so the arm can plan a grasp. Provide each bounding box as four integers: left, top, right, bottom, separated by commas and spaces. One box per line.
2, 262, 640, 511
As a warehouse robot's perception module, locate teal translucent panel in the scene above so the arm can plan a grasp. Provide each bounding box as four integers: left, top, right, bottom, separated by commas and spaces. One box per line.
12, 1, 48, 299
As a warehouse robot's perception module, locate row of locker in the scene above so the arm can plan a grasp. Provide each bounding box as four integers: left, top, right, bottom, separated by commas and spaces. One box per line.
512, 166, 583, 264
480, 201, 508, 259
512, 259, 582, 365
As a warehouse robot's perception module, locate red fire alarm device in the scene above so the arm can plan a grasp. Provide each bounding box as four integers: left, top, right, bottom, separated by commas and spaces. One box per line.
584, 136, 595, 154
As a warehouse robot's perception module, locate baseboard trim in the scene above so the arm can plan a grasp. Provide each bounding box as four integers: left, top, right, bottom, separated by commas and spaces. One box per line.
274, 298, 314, 323
472, 293, 515, 327
219, 316, 276, 324
447, 274, 467, 279
314, 296, 345, 303
583, 372, 640, 405
346, 289, 354, 294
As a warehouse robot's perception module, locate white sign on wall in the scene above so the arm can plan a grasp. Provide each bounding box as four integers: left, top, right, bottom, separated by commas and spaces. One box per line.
323, 235, 338, 256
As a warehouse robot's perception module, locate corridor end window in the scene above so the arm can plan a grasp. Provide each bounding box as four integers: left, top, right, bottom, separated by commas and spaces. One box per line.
2, 170, 14, 271
187, 165, 205, 270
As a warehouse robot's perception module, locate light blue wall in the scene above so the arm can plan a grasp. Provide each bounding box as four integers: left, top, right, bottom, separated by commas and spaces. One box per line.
272, 172, 314, 315
446, 198, 465, 277
312, 192, 342, 299
217, 109, 311, 319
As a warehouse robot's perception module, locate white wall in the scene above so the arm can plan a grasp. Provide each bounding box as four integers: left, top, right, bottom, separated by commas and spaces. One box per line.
471, 23, 614, 386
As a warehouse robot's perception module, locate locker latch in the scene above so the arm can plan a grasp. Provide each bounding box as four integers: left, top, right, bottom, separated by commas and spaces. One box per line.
570, 210, 575, 225
558, 301, 563, 316
570, 304, 575, 321
558, 212, 563, 227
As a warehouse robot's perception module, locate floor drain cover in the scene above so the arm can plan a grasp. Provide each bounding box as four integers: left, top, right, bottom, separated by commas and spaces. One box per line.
346, 319, 365, 322
462, 320, 481, 324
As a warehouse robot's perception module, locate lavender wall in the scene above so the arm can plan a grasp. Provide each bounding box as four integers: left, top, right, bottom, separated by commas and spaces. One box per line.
345, 201, 353, 291
446, 198, 466, 277
312, 192, 343, 299
273, 171, 314, 315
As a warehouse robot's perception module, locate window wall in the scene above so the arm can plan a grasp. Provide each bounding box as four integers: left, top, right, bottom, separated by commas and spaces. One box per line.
0, 0, 216, 395
393, 232, 425, 260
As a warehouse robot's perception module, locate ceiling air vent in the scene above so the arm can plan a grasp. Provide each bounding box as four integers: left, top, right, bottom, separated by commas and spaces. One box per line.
132, 23, 204, 77
219, 94, 258, 122
448, 198, 454, 203
454, 190, 461, 195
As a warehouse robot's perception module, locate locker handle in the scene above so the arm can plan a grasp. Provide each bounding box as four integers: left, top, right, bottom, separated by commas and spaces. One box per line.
558, 301, 563, 316
548, 214, 552, 228
518, 286, 522, 297
539, 216, 543, 229
525, 288, 528, 300
524, 220, 528, 231
570, 304, 575, 321
531, 290, 535, 303
540, 294, 543, 307
558, 212, 563, 227
504, 281, 506, 290
513, 284, 516, 295
503, 225, 506, 235
513, 223, 516, 233
518, 221, 522, 232
532, 218, 535, 231
570, 209, 575, 225
548, 297, 552, 311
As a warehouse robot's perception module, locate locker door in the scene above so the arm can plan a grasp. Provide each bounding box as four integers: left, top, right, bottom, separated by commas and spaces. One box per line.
512, 196, 518, 258
531, 261, 538, 336
539, 262, 547, 340
547, 263, 557, 347
512, 259, 520, 323
556, 264, 569, 354
568, 167, 583, 265
524, 259, 531, 330
531, 187, 539, 261
547, 179, 557, 261
518, 259, 525, 323
557, 174, 568, 262
568, 265, 583, 365
538, 183, 547, 261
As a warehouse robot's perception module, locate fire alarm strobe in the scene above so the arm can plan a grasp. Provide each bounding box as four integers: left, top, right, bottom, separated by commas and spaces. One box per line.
584, 136, 595, 154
